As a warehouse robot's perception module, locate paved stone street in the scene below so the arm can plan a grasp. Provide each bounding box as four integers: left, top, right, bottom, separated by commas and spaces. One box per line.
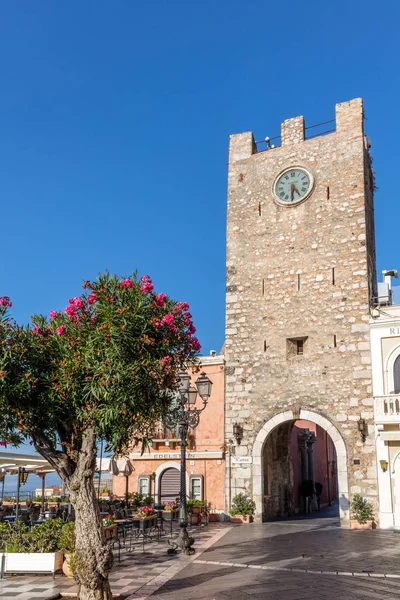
0, 523, 231, 600
149, 516, 400, 600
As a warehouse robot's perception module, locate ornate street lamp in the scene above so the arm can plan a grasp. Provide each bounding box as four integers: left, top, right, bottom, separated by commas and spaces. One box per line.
167, 370, 212, 555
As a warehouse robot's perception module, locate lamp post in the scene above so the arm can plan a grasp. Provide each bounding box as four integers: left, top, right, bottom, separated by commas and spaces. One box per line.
167, 370, 212, 555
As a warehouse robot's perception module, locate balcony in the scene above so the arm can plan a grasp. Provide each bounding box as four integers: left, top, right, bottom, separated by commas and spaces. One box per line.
375, 395, 400, 423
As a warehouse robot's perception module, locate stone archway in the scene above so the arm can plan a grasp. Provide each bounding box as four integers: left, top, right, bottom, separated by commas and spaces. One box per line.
252, 409, 349, 524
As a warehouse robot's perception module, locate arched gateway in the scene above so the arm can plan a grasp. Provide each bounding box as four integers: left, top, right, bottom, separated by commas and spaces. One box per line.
252, 409, 349, 524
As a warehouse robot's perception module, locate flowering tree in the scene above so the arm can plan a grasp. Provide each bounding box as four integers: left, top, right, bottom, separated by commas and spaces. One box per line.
0, 273, 200, 600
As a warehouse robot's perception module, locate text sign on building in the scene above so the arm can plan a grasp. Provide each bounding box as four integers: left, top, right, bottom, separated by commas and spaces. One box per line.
129, 451, 223, 460
389, 328, 400, 336
231, 456, 252, 465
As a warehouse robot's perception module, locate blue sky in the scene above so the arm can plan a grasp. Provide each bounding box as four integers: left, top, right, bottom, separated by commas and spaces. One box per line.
1, 3, 400, 492
1, 1, 399, 356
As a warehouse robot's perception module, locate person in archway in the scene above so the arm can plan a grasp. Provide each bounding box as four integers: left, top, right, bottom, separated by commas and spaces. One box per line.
315, 482, 323, 511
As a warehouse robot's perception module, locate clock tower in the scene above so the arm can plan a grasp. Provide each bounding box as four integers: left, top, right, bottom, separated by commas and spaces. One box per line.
225, 98, 377, 524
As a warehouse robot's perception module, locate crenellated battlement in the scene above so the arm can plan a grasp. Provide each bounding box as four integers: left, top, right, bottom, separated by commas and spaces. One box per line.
229, 97, 364, 162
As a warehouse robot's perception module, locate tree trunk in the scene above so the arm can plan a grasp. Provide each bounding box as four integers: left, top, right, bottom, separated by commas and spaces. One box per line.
72, 474, 113, 599
35, 428, 113, 600
69, 430, 113, 600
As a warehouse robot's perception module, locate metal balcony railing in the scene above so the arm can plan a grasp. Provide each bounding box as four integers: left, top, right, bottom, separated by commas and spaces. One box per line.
375, 395, 400, 421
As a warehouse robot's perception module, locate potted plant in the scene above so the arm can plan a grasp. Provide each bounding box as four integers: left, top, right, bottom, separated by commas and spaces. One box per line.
187, 500, 203, 525
0, 519, 64, 575
230, 493, 255, 524
59, 522, 75, 578
128, 492, 143, 512
162, 501, 178, 521
102, 514, 117, 539
207, 503, 219, 522
350, 493, 374, 529
135, 506, 157, 531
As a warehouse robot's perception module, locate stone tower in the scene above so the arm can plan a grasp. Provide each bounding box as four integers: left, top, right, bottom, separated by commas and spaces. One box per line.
225, 98, 377, 524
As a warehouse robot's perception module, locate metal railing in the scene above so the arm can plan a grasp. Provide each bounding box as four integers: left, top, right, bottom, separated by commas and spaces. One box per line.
375, 395, 400, 421
255, 118, 336, 152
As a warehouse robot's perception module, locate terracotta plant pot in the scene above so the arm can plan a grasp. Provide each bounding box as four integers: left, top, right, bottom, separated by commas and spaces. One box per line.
231, 514, 251, 524
192, 506, 201, 514
188, 513, 200, 526
350, 519, 373, 530
104, 524, 117, 539
208, 513, 219, 522
62, 553, 74, 578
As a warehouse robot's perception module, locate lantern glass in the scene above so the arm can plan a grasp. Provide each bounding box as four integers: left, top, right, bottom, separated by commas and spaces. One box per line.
195, 372, 212, 400
19, 469, 29, 485
178, 372, 191, 393
188, 386, 198, 405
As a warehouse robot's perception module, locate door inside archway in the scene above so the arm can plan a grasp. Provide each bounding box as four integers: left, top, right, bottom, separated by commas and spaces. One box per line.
262, 419, 338, 520
159, 467, 180, 504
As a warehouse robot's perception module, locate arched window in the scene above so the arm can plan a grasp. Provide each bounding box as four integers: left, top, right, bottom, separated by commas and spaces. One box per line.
394, 355, 400, 394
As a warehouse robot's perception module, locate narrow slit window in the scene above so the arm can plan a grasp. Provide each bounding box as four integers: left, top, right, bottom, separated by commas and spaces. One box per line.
297, 274, 301, 291
262, 279, 265, 296
332, 268, 335, 286
296, 340, 304, 355
327, 186, 330, 200
258, 202, 262, 216
333, 334, 337, 348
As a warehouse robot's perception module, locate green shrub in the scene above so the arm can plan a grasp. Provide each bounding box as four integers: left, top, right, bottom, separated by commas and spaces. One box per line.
0, 518, 66, 553
59, 522, 75, 553
351, 493, 374, 524
230, 493, 256, 516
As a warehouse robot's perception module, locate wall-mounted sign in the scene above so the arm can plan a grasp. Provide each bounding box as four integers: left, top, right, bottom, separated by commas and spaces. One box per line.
231, 456, 252, 465
389, 328, 400, 336
129, 451, 224, 461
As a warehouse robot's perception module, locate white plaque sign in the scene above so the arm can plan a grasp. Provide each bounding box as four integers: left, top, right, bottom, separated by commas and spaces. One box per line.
231, 456, 252, 465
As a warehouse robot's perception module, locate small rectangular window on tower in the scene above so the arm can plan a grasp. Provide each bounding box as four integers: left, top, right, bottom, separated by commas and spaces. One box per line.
287, 336, 308, 359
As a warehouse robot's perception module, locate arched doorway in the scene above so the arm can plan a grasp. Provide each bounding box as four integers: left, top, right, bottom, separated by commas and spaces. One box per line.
252, 409, 349, 523
158, 467, 180, 504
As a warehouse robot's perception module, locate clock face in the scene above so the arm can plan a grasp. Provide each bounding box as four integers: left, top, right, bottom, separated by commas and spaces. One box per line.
273, 167, 313, 205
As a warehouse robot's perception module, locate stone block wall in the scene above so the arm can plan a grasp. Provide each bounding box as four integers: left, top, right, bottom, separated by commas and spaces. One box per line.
225, 98, 378, 522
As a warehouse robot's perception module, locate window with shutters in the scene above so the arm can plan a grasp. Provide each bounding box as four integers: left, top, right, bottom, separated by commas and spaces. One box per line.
189, 475, 203, 500
138, 476, 150, 496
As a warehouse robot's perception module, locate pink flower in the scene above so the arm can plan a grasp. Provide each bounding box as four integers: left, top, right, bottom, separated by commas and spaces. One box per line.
69, 297, 85, 309
155, 293, 167, 307
120, 278, 133, 288
191, 336, 201, 351
49, 310, 60, 319
161, 356, 172, 367
141, 282, 154, 294
188, 324, 196, 334
162, 313, 175, 326
32, 326, 41, 335
0, 371, 5, 378
56, 325, 66, 336
176, 301, 189, 312
65, 305, 78, 317
0, 296, 12, 307
87, 293, 97, 305
140, 275, 151, 282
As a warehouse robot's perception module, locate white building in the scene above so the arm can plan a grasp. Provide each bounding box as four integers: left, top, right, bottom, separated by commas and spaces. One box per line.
370, 270, 400, 528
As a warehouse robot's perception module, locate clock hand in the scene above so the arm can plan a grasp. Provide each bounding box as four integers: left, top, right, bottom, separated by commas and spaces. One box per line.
293, 185, 300, 197
290, 184, 295, 201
